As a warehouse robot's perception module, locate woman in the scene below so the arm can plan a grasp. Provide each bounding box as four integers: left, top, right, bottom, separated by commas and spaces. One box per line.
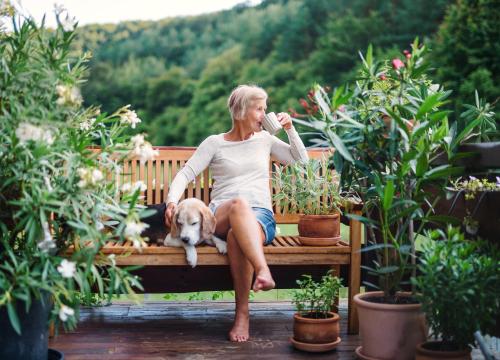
164, 84, 308, 342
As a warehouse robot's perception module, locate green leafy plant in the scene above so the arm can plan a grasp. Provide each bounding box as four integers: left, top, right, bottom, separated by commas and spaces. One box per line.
295, 39, 466, 301
450, 176, 500, 201
0, 8, 157, 334
273, 157, 343, 215
412, 227, 500, 351
292, 270, 342, 319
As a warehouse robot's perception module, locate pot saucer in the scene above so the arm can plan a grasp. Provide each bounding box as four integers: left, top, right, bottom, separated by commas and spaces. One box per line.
355, 346, 380, 360
290, 337, 341, 352
298, 236, 341, 246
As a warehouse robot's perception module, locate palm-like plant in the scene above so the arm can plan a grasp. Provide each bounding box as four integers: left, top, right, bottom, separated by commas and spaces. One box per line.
295, 39, 463, 301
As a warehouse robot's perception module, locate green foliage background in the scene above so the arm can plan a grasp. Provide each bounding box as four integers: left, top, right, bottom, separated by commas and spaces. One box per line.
72, 0, 498, 146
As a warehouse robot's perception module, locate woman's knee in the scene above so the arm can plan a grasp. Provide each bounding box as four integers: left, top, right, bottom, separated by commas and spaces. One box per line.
229, 197, 251, 214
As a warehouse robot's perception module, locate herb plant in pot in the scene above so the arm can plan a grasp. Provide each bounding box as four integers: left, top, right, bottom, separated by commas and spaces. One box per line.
273, 157, 343, 246
0, 7, 155, 360
294, 40, 465, 359
412, 227, 500, 360
290, 270, 342, 352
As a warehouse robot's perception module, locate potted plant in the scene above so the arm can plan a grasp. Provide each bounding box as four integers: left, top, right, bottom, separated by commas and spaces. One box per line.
0, 7, 155, 359
294, 40, 466, 359
412, 227, 500, 359
290, 270, 342, 352
273, 157, 344, 245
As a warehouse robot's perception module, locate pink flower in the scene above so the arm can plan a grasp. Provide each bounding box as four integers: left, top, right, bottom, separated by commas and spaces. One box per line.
405, 53, 412, 59
403, 50, 410, 55
379, 74, 387, 81
392, 58, 405, 70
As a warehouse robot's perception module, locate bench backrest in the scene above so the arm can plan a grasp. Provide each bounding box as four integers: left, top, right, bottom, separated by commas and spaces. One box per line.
115, 146, 333, 224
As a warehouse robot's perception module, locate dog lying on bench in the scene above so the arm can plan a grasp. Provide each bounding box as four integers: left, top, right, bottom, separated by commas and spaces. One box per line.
140, 199, 226, 267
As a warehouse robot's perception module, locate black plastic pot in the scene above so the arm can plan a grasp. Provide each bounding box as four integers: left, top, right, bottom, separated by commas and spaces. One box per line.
0, 293, 51, 360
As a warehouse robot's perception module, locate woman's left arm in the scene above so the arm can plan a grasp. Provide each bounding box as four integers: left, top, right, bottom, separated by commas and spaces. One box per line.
270, 112, 309, 164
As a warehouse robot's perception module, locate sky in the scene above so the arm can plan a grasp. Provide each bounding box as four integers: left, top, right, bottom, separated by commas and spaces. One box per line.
12, 0, 262, 27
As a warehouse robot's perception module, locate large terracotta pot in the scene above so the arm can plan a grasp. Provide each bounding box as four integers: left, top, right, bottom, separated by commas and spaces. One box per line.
354, 291, 427, 360
297, 214, 341, 246
416, 341, 471, 360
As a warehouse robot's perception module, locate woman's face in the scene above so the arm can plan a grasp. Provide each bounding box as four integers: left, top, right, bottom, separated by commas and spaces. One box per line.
244, 98, 267, 132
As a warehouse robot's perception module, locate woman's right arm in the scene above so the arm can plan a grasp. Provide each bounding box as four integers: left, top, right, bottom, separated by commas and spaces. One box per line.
164, 136, 217, 226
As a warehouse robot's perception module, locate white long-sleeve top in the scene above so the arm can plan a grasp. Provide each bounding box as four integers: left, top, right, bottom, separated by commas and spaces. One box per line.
166, 128, 308, 212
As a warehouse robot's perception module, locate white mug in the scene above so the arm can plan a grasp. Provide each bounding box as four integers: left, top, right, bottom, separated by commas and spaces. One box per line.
263, 112, 282, 135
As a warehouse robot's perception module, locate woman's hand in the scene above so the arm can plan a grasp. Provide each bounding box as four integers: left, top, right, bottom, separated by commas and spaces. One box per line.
277, 112, 293, 130
164, 202, 177, 227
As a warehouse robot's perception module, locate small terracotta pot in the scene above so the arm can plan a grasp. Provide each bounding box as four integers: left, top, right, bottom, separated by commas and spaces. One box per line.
416, 341, 471, 360
298, 214, 341, 246
354, 291, 427, 360
293, 312, 340, 344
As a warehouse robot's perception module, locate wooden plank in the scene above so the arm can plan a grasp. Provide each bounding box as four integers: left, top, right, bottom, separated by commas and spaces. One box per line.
348, 209, 362, 335
155, 159, 161, 204
163, 160, 169, 203
147, 160, 153, 205
114, 253, 351, 266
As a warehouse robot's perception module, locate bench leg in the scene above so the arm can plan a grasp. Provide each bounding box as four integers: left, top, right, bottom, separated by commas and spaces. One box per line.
49, 320, 55, 338
348, 211, 362, 334
330, 265, 340, 313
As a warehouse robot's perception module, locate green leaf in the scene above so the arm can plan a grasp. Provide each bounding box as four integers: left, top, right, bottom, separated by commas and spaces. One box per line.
416, 93, 442, 119
383, 179, 395, 211
327, 130, 354, 163
7, 302, 21, 335
423, 165, 464, 180
416, 153, 428, 177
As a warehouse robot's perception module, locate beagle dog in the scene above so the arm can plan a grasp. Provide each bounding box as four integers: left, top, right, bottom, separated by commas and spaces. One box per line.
164, 198, 227, 267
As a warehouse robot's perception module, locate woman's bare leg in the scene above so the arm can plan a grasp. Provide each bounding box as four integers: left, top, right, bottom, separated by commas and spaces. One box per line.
226, 229, 252, 342
214, 198, 275, 342
214, 198, 275, 291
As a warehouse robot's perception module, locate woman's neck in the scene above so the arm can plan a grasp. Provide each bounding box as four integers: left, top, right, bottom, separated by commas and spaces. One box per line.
224, 121, 254, 141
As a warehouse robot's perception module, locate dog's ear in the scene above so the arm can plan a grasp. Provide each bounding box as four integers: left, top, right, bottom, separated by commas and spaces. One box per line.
200, 205, 216, 240
170, 208, 180, 238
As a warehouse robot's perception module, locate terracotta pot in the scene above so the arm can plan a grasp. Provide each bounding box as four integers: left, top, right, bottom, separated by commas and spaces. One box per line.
297, 214, 341, 246
354, 291, 427, 360
293, 312, 340, 344
416, 341, 471, 360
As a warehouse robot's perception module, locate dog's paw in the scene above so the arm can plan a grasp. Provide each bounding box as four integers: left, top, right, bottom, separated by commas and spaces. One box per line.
213, 236, 227, 254
185, 247, 197, 268
215, 240, 227, 254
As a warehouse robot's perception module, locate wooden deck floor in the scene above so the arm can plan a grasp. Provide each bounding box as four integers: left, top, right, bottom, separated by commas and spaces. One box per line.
49, 300, 360, 359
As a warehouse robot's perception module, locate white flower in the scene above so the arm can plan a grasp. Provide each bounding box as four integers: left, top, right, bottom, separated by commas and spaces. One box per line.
79, 118, 96, 131
95, 221, 104, 231
57, 259, 76, 278
120, 109, 141, 129
131, 141, 159, 164
429, 84, 440, 94
77, 167, 104, 188
53, 3, 66, 15
59, 305, 75, 322
121, 181, 147, 194
121, 182, 132, 193
108, 254, 116, 266
130, 134, 145, 148
38, 221, 56, 253
15, 122, 54, 145
60, 14, 77, 32
132, 239, 143, 249
56, 85, 82, 106
124, 221, 149, 239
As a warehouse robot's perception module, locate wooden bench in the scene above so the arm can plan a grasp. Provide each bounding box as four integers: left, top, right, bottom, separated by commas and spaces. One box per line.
98, 146, 362, 334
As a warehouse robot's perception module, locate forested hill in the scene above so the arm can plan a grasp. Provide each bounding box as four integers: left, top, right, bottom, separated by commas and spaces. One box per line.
75, 0, 454, 146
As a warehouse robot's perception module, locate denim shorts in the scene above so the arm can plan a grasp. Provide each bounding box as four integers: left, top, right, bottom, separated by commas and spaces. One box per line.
209, 204, 276, 246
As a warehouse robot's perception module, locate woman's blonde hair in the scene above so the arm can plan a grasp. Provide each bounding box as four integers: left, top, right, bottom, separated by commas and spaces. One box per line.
227, 84, 267, 122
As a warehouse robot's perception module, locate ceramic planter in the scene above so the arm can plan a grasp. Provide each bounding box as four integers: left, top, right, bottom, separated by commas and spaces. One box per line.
416, 341, 471, 360
297, 214, 341, 246
291, 311, 341, 352
354, 291, 427, 360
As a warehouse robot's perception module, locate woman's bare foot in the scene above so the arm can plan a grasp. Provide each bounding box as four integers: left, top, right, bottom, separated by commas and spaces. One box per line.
252, 270, 275, 292
229, 311, 249, 342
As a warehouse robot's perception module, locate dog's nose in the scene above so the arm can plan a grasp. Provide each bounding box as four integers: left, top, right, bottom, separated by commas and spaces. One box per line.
180, 236, 190, 244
